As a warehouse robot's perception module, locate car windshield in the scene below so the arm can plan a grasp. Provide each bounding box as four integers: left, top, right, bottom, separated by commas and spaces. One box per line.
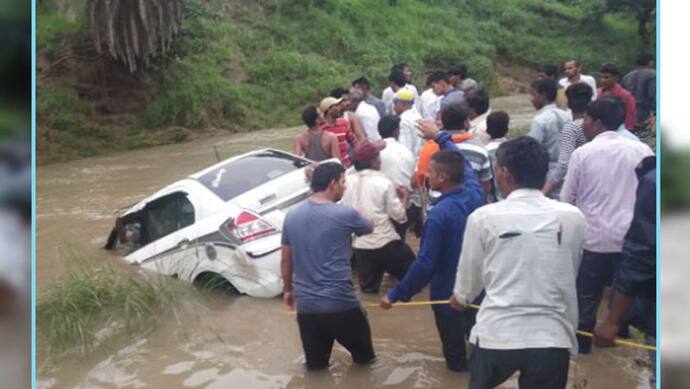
196, 150, 310, 201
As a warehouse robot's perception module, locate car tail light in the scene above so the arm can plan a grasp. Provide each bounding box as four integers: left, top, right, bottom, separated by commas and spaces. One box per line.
222, 211, 277, 243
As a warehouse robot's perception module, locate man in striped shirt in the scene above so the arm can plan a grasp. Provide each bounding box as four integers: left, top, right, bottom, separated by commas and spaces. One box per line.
320, 97, 356, 168
542, 82, 593, 196
485, 111, 510, 202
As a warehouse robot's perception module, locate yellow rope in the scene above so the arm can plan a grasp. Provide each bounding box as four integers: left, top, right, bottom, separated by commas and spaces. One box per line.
286, 299, 656, 351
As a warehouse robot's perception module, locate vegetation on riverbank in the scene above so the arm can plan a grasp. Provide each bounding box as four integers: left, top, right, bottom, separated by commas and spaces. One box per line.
37, 260, 202, 355
37, 0, 652, 163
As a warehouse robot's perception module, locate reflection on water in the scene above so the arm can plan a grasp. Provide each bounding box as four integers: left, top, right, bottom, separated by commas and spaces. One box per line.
37, 95, 652, 388
37, 293, 651, 388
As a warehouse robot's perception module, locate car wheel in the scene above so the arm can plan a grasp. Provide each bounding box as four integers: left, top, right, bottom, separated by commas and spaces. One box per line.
193, 272, 239, 295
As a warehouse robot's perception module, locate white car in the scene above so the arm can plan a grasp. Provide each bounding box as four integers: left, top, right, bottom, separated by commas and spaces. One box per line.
105, 148, 317, 298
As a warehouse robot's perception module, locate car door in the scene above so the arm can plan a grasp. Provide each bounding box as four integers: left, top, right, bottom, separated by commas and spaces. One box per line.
127, 191, 196, 270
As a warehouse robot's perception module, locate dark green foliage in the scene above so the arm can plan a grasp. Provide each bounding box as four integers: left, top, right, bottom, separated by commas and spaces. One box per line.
37, 0, 651, 162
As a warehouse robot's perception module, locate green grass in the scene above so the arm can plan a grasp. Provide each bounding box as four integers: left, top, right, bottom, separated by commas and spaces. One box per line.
37, 260, 202, 355
36, 2, 86, 52
37, 0, 651, 162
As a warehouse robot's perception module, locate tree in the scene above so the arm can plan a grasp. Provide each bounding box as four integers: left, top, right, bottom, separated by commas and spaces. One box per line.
606, 0, 655, 46
88, 0, 184, 73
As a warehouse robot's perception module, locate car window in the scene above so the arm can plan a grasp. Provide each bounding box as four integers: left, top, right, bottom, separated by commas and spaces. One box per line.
144, 193, 195, 242
196, 150, 310, 201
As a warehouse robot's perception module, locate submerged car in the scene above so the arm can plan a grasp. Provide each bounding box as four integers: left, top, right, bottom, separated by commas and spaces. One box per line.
105, 148, 317, 297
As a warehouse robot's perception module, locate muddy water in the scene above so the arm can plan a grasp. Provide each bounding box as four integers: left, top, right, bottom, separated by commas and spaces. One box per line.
37, 95, 651, 388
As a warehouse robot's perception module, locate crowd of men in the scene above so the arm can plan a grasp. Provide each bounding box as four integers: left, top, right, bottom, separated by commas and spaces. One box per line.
283, 55, 657, 388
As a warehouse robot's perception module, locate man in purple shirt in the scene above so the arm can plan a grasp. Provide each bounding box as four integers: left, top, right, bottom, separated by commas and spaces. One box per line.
560, 98, 653, 354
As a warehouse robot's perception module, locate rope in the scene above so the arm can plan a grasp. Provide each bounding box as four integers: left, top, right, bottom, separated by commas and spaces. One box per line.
285, 299, 656, 351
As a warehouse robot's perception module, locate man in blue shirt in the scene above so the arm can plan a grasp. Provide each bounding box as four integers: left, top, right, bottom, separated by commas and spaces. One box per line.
281, 162, 375, 370
380, 150, 484, 371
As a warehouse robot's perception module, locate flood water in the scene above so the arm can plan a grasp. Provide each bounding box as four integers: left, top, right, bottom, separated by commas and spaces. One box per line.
37, 95, 652, 388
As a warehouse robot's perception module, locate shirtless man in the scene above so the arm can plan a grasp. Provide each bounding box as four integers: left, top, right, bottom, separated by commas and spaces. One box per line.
293, 106, 341, 162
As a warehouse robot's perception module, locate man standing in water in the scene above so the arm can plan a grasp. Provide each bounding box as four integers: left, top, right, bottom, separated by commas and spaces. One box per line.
293, 105, 341, 162
451, 137, 585, 388
281, 162, 375, 370
380, 150, 484, 372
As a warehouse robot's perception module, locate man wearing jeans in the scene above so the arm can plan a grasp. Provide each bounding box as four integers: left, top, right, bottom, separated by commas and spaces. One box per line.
281, 162, 375, 369
451, 137, 586, 388
561, 98, 653, 353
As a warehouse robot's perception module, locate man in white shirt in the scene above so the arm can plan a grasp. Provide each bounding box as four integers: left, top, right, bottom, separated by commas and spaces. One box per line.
341, 140, 415, 293
561, 97, 654, 354
451, 136, 586, 389
392, 89, 422, 156
419, 83, 441, 122
559, 59, 597, 100
352, 76, 386, 117
382, 66, 420, 115
350, 87, 381, 141
377, 115, 420, 242
466, 89, 492, 146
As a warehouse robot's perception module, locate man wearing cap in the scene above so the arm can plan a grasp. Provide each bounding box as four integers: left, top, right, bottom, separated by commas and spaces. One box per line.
321, 96, 357, 168
350, 87, 382, 141
393, 89, 423, 156
352, 77, 387, 117
341, 140, 415, 294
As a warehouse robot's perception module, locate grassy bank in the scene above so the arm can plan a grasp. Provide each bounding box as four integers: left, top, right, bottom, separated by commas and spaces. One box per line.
37, 0, 650, 163
37, 260, 202, 356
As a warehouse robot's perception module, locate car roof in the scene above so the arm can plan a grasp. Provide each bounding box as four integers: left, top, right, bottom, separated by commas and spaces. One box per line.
119, 148, 307, 216
189, 148, 298, 179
